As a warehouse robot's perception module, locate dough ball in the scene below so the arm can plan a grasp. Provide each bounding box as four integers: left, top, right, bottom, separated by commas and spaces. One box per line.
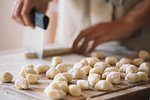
91, 51, 104, 59
69, 85, 81, 96
89, 67, 102, 75
52, 56, 63, 67
36, 64, 50, 74
133, 58, 144, 66
0, 72, 13, 83
102, 72, 110, 79
126, 65, 138, 74
46, 67, 60, 79
56, 63, 68, 73
125, 73, 141, 82
106, 72, 120, 84
54, 73, 73, 82
44, 88, 66, 99
116, 58, 132, 68
86, 57, 100, 67
26, 74, 38, 84
139, 50, 150, 60
73, 62, 85, 69
105, 57, 118, 65
72, 69, 86, 79
49, 81, 69, 93
54, 76, 68, 84
15, 79, 29, 90
137, 72, 148, 81
138, 62, 150, 75
19, 64, 35, 78
104, 67, 119, 73
95, 80, 113, 90
119, 64, 131, 73
88, 73, 100, 86
80, 58, 89, 65
94, 62, 110, 73
81, 65, 92, 75
77, 80, 90, 89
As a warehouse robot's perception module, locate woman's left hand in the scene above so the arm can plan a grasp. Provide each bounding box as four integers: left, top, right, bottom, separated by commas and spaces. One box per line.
72, 17, 136, 53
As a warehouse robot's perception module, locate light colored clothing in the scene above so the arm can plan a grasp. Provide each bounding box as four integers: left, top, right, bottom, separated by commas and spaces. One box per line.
55, 0, 150, 51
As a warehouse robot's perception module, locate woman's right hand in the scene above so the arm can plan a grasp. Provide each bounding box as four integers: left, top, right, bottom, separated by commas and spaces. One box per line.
11, 0, 49, 28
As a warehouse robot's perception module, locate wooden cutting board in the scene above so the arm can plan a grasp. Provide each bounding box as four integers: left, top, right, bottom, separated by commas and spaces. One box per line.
0, 48, 150, 100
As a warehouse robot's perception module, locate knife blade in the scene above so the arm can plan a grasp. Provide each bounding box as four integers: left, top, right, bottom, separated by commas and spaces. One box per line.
23, 8, 49, 59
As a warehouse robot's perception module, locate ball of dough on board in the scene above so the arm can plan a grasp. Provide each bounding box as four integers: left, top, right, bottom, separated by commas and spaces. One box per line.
69, 85, 81, 96
46, 67, 60, 79
15, 79, 29, 90
0, 72, 13, 83
52, 56, 63, 67
77, 80, 90, 89
95, 80, 113, 90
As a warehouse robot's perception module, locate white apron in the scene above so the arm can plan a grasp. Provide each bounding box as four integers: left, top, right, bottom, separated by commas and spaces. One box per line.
55, 0, 150, 51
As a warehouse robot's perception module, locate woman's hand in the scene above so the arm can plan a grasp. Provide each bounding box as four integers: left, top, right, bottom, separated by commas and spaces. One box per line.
11, 0, 49, 28
72, 18, 135, 53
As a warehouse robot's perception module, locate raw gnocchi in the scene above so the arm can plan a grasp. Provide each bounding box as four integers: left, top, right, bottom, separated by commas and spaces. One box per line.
138, 62, 150, 75
77, 80, 90, 89
133, 58, 144, 66
126, 65, 138, 74
139, 50, 150, 60
86, 57, 100, 67
52, 56, 63, 67
81, 65, 92, 75
56, 63, 68, 73
125, 73, 141, 82
54, 73, 73, 82
26, 74, 38, 84
119, 64, 130, 73
72, 69, 86, 79
73, 62, 85, 69
116, 58, 132, 68
88, 73, 100, 86
69, 85, 81, 96
106, 72, 120, 84
46, 67, 60, 79
94, 62, 110, 73
36, 64, 50, 74
15, 79, 29, 90
102, 72, 110, 79
105, 57, 118, 65
137, 72, 148, 81
95, 80, 113, 90
104, 67, 119, 73
89, 67, 102, 75
91, 51, 104, 59
0, 72, 13, 83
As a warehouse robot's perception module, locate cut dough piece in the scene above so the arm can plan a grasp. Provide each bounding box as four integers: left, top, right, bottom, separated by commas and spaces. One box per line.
102, 72, 110, 79
54, 76, 68, 83
15, 79, 29, 90
52, 56, 63, 67
104, 67, 119, 73
95, 80, 113, 90
80, 58, 89, 65
119, 64, 130, 73
126, 65, 138, 74
91, 51, 104, 59
54, 73, 73, 82
106, 72, 120, 84
133, 58, 144, 66
77, 80, 90, 89
86, 57, 100, 67
89, 67, 103, 75
73, 62, 85, 69
26, 74, 38, 84
81, 65, 92, 75
36, 64, 50, 74
0, 72, 13, 83
138, 62, 150, 75
56, 63, 68, 73
49, 81, 69, 93
105, 57, 118, 65
24, 52, 37, 58
88, 73, 100, 86
125, 73, 141, 82
116, 58, 132, 68
139, 50, 150, 60
72, 69, 86, 79
69, 85, 81, 96
44, 88, 66, 99
137, 72, 148, 81
94, 62, 110, 73
46, 67, 60, 79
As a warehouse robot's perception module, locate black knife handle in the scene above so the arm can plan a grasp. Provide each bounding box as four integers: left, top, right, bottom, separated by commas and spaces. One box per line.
30, 8, 49, 30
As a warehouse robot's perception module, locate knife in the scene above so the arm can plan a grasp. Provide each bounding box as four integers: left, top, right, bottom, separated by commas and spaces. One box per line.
23, 8, 49, 59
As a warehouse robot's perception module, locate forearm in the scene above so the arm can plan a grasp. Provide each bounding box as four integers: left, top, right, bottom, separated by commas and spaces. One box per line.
124, 0, 150, 31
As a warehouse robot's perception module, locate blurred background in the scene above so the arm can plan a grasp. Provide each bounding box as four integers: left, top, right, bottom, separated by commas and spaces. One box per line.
0, 0, 58, 51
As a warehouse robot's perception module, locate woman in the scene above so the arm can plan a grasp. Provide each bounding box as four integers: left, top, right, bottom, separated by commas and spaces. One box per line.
11, 0, 150, 53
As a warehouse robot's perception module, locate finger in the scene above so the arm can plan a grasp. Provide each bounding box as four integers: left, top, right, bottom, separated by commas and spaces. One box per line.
14, 1, 25, 25
72, 28, 94, 52
21, 0, 34, 28
88, 36, 109, 53
79, 31, 100, 53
